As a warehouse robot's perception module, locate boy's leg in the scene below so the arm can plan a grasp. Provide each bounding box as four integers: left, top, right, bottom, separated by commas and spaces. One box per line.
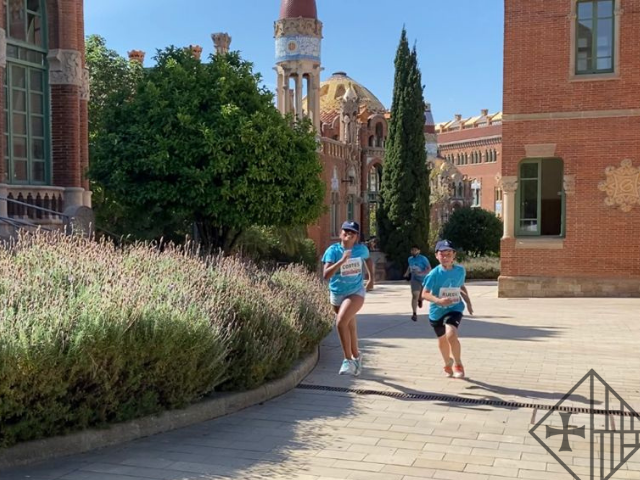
432, 319, 453, 376
444, 313, 464, 378
411, 288, 419, 320
445, 324, 462, 366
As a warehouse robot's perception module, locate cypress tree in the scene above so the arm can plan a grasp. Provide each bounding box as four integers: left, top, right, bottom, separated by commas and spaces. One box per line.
377, 29, 431, 275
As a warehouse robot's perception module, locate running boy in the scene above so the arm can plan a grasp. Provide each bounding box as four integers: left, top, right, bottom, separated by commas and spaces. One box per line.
404, 245, 431, 321
421, 239, 473, 379
322, 221, 374, 376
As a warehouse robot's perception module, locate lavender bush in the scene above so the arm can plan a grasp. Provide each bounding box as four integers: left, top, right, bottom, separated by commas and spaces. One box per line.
0, 232, 332, 448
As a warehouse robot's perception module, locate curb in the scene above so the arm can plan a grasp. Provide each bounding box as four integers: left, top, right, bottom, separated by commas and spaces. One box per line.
0, 347, 319, 470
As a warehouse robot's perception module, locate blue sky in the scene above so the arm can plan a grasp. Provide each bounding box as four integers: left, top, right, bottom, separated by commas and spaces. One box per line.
84, 1, 504, 123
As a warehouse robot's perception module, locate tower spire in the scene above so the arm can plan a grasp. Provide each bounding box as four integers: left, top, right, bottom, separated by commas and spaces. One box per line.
274, 0, 322, 131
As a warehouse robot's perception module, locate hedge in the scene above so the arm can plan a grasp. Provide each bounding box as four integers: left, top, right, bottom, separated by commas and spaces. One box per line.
0, 232, 333, 448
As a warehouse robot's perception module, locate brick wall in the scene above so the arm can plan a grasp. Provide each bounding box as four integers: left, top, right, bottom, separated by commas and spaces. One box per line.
437, 124, 502, 213
502, 0, 640, 292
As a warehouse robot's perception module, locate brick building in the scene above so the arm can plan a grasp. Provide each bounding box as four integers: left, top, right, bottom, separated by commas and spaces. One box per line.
500, 0, 640, 297
435, 111, 502, 216
1, 0, 90, 232
274, 0, 438, 261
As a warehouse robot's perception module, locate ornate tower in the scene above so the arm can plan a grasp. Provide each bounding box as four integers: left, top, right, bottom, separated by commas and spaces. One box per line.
274, 0, 322, 132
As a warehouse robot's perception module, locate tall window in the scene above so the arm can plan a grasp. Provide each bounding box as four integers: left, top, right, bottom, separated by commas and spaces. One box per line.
576, 0, 614, 75
346, 195, 355, 221
516, 159, 564, 236
4, 0, 49, 184
330, 192, 339, 237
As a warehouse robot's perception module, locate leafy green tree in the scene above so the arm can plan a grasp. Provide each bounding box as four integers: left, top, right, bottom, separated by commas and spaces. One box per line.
85, 35, 143, 234
377, 29, 430, 273
89, 46, 325, 251
441, 207, 503, 256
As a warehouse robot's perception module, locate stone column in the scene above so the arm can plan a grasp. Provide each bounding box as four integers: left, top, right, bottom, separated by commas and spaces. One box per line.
499, 176, 518, 239
0, 27, 6, 184
48, 49, 83, 207
275, 68, 285, 113
294, 74, 303, 120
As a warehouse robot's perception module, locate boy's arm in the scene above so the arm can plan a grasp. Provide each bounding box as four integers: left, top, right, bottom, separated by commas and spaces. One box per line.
460, 285, 474, 315
422, 288, 454, 306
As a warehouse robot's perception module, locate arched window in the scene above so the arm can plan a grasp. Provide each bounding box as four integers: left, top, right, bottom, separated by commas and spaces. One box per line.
368, 165, 381, 193
4, 0, 49, 184
375, 122, 384, 148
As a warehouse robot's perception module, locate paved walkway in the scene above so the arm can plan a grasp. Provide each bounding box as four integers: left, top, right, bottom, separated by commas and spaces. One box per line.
5, 282, 640, 480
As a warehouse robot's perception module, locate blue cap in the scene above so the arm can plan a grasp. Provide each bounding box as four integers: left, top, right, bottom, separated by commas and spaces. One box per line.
435, 239, 455, 252
341, 221, 360, 233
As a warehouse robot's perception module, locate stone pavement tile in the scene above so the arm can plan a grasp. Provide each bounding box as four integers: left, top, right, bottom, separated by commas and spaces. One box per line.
377, 438, 427, 450
346, 444, 397, 455
380, 464, 436, 477
359, 429, 408, 440
420, 444, 472, 455
451, 438, 500, 450
335, 434, 379, 446
463, 464, 519, 478
493, 457, 547, 471
315, 450, 366, 462
72, 463, 187, 480
517, 468, 573, 479
362, 453, 416, 466
432, 470, 490, 480
470, 447, 521, 460
412, 459, 466, 472
60, 473, 165, 480
441, 453, 494, 466
331, 459, 385, 472
346, 471, 403, 480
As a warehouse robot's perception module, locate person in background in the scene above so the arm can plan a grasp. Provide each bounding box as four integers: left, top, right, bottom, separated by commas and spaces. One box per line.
404, 245, 431, 321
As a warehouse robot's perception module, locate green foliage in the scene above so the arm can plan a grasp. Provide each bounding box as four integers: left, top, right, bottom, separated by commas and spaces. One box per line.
0, 232, 333, 448
378, 29, 430, 274
88, 44, 324, 251
441, 207, 503, 256
85, 35, 143, 234
459, 256, 501, 280
234, 225, 318, 270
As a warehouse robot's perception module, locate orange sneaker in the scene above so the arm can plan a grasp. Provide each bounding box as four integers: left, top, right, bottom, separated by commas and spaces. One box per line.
443, 365, 453, 377
453, 365, 465, 379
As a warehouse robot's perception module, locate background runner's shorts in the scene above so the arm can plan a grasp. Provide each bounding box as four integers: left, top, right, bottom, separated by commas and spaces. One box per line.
330, 287, 365, 307
429, 311, 463, 337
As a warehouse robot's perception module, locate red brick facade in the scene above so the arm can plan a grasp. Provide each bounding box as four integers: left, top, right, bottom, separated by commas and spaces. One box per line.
436, 113, 502, 215
500, 0, 640, 297
0, 0, 90, 227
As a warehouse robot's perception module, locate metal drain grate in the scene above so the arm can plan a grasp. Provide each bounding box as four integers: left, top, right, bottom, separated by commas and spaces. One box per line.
296, 384, 640, 418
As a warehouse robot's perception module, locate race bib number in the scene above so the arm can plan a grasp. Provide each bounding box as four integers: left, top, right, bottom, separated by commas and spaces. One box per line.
440, 287, 461, 303
340, 258, 362, 277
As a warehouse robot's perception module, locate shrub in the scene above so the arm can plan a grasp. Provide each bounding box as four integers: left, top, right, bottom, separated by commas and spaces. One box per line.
459, 256, 501, 280
0, 232, 332, 448
441, 207, 503, 256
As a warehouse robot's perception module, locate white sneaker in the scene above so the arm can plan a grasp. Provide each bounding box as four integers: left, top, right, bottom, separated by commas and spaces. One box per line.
338, 359, 356, 375
353, 354, 363, 376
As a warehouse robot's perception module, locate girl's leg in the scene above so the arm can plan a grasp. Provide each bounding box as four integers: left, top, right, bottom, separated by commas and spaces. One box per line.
336, 295, 365, 359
